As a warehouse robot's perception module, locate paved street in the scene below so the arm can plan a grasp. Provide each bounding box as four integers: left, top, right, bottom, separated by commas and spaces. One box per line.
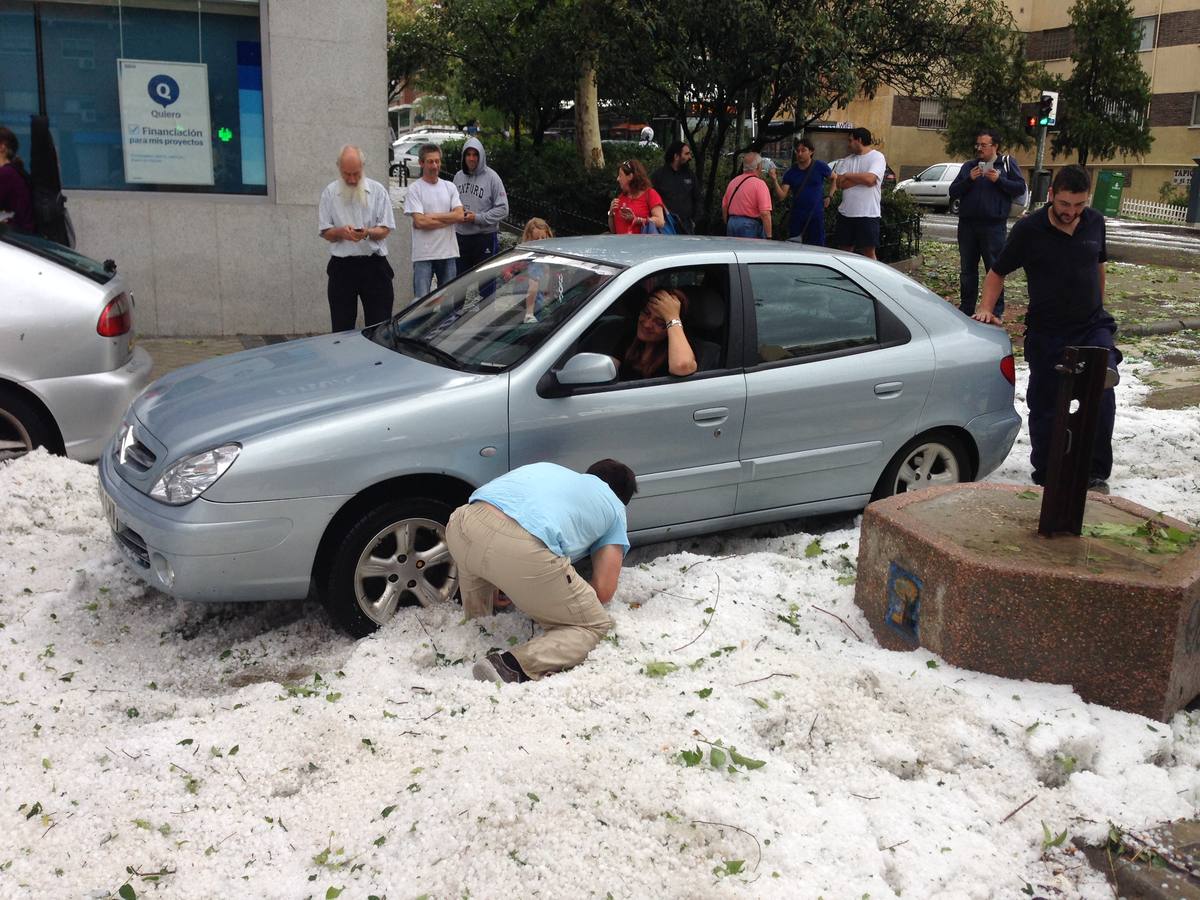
920, 211, 1200, 268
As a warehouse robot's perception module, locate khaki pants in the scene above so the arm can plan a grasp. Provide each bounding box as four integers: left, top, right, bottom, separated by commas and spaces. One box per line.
446, 502, 612, 679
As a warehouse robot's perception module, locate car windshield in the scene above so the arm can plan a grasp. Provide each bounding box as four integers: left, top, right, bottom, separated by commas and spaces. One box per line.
0, 226, 114, 284
366, 250, 619, 372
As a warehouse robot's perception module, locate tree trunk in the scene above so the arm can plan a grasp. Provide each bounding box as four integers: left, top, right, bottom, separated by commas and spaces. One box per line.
575, 59, 604, 170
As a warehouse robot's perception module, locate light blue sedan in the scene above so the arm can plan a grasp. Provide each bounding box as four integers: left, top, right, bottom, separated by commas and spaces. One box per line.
98, 237, 1018, 636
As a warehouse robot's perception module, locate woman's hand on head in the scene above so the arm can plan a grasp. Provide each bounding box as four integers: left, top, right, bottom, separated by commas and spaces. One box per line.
648, 290, 681, 321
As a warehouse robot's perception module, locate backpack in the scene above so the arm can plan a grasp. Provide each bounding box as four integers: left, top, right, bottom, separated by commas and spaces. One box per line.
1004, 155, 1031, 216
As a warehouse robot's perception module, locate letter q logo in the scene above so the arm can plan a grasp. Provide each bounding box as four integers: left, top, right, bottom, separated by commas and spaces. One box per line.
147, 74, 180, 108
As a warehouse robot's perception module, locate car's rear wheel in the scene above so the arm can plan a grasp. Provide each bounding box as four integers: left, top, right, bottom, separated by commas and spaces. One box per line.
0, 388, 58, 462
325, 497, 458, 637
949, 198, 961, 215
872, 432, 969, 501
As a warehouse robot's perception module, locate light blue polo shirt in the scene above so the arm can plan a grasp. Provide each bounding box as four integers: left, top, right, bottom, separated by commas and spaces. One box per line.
470, 462, 629, 561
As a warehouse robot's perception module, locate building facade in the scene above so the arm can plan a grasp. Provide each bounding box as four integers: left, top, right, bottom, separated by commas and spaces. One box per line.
1, 0, 389, 336
834, 0, 1200, 201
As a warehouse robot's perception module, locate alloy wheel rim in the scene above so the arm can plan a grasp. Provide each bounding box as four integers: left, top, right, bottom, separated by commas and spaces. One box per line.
894, 442, 960, 494
0, 409, 34, 462
353, 516, 457, 625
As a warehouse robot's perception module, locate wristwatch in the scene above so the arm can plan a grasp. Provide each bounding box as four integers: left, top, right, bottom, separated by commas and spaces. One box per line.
665, 318, 682, 330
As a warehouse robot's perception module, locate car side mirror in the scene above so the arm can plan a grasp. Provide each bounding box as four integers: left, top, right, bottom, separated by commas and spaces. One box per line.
537, 352, 617, 397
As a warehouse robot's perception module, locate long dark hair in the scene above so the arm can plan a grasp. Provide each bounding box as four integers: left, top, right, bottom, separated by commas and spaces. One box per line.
623, 288, 689, 377
0, 126, 28, 178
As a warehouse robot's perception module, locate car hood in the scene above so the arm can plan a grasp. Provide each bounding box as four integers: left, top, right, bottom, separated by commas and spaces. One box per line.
132, 332, 477, 454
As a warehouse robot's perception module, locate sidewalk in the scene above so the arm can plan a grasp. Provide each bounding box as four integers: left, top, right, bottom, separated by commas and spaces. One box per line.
139, 334, 310, 382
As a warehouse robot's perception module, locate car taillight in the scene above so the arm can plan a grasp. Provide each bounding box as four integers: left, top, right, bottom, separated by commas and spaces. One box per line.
97, 292, 132, 337
1000, 354, 1016, 385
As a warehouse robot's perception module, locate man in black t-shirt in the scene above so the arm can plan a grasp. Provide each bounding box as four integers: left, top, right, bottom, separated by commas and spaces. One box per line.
973, 165, 1121, 491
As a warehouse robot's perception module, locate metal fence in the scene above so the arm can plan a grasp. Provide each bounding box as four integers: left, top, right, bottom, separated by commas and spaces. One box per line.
878, 215, 921, 264
505, 192, 608, 237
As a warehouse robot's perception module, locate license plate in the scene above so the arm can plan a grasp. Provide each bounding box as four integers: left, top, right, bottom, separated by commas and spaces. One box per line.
99, 486, 120, 533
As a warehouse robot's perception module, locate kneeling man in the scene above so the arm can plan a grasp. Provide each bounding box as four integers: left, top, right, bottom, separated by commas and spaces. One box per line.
446, 460, 638, 684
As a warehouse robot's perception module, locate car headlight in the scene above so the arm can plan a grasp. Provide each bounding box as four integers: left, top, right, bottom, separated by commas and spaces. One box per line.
150, 443, 241, 505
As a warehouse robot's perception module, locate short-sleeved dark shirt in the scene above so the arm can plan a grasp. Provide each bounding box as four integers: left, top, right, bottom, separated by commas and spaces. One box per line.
992, 205, 1107, 334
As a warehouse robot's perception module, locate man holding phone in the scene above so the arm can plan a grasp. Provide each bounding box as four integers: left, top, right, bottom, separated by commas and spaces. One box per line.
948, 129, 1026, 319
319, 145, 396, 332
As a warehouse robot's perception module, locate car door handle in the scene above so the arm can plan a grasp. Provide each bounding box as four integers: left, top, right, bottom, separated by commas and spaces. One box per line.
874, 381, 903, 398
693, 407, 729, 425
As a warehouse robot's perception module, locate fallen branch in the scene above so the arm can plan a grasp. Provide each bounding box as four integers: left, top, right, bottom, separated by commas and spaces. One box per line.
691, 819, 762, 872
414, 615, 440, 655
672, 575, 721, 653
850, 794, 879, 801
1000, 794, 1038, 824
734, 673, 797, 687
811, 605, 863, 642
681, 554, 737, 575
883, 839, 908, 852
807, 713, 819, 744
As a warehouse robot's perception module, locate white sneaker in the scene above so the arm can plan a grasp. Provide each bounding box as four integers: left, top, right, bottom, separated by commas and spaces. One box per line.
523, 313, 537, 324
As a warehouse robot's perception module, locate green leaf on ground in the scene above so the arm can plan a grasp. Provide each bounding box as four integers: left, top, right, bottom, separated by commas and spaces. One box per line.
643, 661, 679, 678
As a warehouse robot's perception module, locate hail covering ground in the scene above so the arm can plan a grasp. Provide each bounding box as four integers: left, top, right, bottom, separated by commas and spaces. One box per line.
1, 364, 1198, 899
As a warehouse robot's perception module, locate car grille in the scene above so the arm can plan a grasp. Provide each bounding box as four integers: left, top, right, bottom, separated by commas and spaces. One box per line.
115, 425, 157, 473
123, 438, 156, 471
114, 525, 150, 569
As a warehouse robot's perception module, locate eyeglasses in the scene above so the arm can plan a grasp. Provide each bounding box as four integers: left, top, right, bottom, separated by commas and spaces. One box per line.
974, 142, 994, 148
620, 161, 634, 174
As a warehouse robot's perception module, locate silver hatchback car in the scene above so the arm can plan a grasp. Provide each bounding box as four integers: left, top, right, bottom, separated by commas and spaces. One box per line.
99, 237, 1018, 636
1, 228, 153, 462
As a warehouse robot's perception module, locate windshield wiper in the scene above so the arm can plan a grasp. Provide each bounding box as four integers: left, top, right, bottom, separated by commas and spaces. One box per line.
384, 333, 464, 370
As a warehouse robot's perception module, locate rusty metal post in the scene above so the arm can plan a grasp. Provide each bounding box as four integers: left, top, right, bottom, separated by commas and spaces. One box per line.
1038, 346, 1110, 537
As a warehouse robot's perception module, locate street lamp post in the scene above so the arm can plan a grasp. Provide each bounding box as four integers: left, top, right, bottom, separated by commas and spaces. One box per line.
1187, 156, 1200, 227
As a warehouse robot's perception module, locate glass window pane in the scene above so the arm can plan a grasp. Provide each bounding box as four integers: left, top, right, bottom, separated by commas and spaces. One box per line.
0, 2, 38, 160
18, 0, 265, 195
749, 264, 878, 363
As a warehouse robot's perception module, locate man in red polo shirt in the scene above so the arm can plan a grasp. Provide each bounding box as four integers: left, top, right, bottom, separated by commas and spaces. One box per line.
722, 152, 772, 239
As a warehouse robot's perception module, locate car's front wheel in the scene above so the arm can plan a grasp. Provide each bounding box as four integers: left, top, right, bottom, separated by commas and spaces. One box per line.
0, 388, 58, 462
948, 198, 961, 215
325, 497, 458, 637
872, 432, 969, 501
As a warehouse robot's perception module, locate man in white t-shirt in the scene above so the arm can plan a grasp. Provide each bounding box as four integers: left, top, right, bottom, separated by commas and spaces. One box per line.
405, 144, 470, 298
833, 127, 887, 259
318, 145, 397, 331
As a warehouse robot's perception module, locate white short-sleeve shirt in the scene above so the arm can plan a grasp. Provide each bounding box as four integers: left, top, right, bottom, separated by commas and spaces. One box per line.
837, 148, 886, 219
405, 176, 463, 262
317, 177, 396, 257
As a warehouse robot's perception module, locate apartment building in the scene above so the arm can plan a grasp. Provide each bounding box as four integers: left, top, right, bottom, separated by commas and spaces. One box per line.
834, 1, 1200, 202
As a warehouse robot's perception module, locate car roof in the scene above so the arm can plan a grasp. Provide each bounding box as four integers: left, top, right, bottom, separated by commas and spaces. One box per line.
522, 235, 855, 268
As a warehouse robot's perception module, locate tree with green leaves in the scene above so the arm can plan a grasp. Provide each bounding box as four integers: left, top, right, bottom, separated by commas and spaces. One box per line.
637, 0, 1015, 231
1051, 0, 1153, 167
940, 28, 1046, 157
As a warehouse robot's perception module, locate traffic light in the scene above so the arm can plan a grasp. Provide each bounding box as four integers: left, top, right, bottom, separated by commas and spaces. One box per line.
1038, 91, 1059, 127
1025, 115, 1038, 133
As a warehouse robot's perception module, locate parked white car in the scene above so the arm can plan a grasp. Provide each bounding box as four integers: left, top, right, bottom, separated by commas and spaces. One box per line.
894, 162, 965, 214
390, 131, 467, 180
0, 228, 152, 462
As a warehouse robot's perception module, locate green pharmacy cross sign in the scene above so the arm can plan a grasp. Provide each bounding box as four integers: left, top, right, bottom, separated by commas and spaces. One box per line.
217, 126, 233, 143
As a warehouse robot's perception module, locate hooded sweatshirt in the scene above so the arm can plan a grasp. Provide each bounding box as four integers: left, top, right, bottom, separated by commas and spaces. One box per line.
453, 137, 509, 236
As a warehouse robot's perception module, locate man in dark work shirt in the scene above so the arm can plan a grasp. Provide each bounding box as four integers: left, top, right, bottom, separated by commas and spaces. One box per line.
973, 164, 1121, 492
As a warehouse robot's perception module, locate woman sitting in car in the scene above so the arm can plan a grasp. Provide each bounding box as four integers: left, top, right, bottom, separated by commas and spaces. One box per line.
614, 287, 698, 379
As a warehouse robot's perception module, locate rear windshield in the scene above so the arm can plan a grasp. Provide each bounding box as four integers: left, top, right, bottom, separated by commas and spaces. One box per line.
0, 226, 114, 284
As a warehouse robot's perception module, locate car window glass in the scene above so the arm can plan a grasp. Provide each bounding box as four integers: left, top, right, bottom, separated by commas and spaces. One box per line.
748, 263, 877, 363
368, 251, 618, 373
921, 165, 946, 182
576, 265, 731, 381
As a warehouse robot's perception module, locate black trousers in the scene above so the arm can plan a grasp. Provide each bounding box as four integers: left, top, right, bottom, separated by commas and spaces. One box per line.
456, 231, 500, 273
327, 254, 395, 332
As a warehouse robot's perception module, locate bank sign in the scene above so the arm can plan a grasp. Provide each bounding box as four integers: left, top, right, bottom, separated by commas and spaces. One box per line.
117, 59, 214, 186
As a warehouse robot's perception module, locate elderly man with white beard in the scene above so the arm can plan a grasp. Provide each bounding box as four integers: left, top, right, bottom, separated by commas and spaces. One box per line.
318, 145, 397, 331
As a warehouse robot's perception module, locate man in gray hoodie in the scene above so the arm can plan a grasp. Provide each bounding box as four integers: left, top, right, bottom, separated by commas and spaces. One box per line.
453, 137, 509, 272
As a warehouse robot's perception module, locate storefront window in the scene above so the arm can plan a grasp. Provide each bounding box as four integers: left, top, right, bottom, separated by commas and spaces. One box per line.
0, 0, 266, 195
